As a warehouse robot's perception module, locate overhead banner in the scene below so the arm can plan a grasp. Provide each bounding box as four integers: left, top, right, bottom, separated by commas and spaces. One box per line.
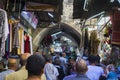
21, 11, 38, 29
110, 10, 120, 45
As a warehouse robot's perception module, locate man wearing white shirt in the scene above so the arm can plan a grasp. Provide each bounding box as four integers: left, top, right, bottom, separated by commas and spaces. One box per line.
44, 54, 59, 80
86, 55, 104, 80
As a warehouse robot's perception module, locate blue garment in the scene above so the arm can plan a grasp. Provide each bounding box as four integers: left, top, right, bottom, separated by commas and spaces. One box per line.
63, 74, 90, 80
0, 69, 14, 80
107, 71, 118, 80
63, 73, 76, 80
86, 65, 104, 80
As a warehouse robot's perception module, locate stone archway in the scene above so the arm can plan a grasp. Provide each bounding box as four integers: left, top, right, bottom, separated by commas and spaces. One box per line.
32, 22, 81, 52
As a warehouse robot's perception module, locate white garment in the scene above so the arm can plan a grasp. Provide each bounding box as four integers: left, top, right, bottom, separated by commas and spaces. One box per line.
0, 9, 9, 41
29, 36, 33, 55
86, 65, 104, 80
0, 9, 9, 56
21, 27, 24, 54
44, 63, 59, 80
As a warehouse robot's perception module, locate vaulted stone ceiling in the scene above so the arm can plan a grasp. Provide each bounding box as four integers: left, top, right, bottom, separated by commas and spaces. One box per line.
32, 23, 81, 50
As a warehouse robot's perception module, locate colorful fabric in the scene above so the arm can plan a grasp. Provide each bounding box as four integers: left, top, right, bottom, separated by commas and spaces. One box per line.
24, 35, 30, 53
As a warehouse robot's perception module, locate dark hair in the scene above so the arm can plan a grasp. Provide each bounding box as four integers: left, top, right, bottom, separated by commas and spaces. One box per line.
26, 54, 45, 76
95, 55, 100, 63
54, 57, 61, 65
88, 55, 96, 63
44, 54, 52, 62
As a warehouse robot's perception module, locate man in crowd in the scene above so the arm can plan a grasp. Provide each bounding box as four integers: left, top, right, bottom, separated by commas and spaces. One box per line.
59, 52, 67, 75
0, 58, 18, 80
44, 54, 59, 80
5, 53, 30, 80
26, 54, 46, 80
86, 55, 104, 80
63, 58, 90, 80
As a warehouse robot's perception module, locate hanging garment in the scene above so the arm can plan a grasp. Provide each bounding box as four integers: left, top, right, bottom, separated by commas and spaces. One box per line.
21, 28, 24, 54
0, 9, 9, 41
29, 36, 33, 55
0, 10, 5, 57
0, 9, 9, 56
4, 25, 10, 59
24, 35, 30, 53
17, 27, 24, 54
11, 23, 20, 55
5, 24, 10, 52
12, 23, 19, 48
9, 22, 12, 52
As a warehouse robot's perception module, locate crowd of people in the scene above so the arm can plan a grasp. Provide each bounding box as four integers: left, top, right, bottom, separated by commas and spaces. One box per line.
0, 51, 120, 80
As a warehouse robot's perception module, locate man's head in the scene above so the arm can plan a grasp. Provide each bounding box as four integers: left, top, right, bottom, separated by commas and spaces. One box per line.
75, 59, 88, 74
20, 53, 31, 67
54, 57, 61, 65
26, 54, 45, 77
88, 55, 96, 64
7, 58, 18, 71
62, 52, 66, 57
44, 54, 52, 63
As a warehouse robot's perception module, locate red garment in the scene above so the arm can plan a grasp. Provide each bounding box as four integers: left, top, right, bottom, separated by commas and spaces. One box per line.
24, 35, 30, 53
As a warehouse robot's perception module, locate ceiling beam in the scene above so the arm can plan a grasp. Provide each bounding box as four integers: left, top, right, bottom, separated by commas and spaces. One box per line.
26, 2, 56, 12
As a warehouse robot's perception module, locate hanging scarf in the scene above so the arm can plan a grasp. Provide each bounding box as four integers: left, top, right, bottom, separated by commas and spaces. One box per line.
13, 23, 19, 48
0, 9, 9, 56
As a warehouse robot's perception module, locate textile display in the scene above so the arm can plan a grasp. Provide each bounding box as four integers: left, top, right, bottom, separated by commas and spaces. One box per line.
9, 22, 12, 52
3, 25, 10, 59
0, 9, 9, 57
18, 28, 24, 55
29, 36, 33, 55
9, 22, 32, 55
21, 28, 24, 54
12, 23, 19, 48
5, 24, 11, 52
8, 21, 25, 55
44, 35, 52, 46
10, 23, 20, 55
0, 9, 9, 41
